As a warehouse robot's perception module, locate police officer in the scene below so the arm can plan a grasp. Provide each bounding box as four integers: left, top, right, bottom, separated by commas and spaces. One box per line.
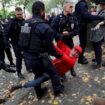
19, 1, 64, 98
48, 12, 56, 24
3, 7, 30, 79
0, 20, 15, 67
75, 0, 104, 64
0, 21, 5, 62
51, 1, 78, 77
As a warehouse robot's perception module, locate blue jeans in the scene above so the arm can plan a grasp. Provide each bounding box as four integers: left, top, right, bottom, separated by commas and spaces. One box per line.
24, 55, 62, 96
23, 74, 49, 88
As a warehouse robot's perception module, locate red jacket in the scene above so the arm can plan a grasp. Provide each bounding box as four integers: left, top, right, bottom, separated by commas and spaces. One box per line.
53, 41, 82, 76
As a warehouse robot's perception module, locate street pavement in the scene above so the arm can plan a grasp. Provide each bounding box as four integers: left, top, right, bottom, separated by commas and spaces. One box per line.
1, 43, 105, 105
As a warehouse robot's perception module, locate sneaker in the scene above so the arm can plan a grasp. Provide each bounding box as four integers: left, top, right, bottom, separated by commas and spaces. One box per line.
54, 85, 64, 96
17, 73, 24, 79
10, 84, 22, 92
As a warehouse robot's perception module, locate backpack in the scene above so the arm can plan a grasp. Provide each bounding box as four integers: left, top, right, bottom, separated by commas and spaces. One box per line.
18, 18, 44, 49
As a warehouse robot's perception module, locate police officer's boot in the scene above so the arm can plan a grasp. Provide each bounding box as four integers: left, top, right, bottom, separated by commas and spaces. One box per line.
78, 56, 88, 64
92, 61, 101, 69
102, 61, 105, 67
27, 69, 32, 73
35, 87, 48, 99
70, 68, 76, 77
54, 85, 64, 96
10, 62, 16, 67
17, 73, 24, 79
2, 63, 16, 73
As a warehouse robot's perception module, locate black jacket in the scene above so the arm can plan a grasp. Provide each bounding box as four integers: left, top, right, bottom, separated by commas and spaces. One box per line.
51, 13, 78, 48
3, 17, 24, 47
22, 16, 62, 60
75, 0, 104, 25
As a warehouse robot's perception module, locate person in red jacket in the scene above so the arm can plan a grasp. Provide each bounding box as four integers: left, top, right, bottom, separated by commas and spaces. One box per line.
10, 41, 82, 95
53, 40, 82, 76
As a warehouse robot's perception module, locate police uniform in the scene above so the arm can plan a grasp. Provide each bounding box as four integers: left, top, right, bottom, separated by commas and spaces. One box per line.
19, 15, 63, 97
75, 0, 104, 64
51, 13, 78, 47
3, 17, 27, 76
0, 22, 5, 62
51, 13, 78, 76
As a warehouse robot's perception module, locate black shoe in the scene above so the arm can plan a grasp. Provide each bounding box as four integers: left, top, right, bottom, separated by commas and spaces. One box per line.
92, 59, 96, 62
102, 62, 105, 67
37, 87, 48, 99
92, 62, 101, 69
27, 69, 32, 73
4, 67, 16, 73
54, 85, 64, 97
0, 99, 6, 104
17, 73, 24, 79
2, 63, 16, 73
78, 56, 88, 64
10, 84, 22, 92
10, 63, 16, 67
60, 75, 67, 82
70, 69, 76, 77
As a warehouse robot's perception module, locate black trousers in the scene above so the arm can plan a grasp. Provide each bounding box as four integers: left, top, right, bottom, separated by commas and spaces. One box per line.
13, 44, 22, 73
92, 40, 102, 64
0, 48, 4, 62
13, 44, 31, 73
79, 24, 87, 59
5, 48, 13, 64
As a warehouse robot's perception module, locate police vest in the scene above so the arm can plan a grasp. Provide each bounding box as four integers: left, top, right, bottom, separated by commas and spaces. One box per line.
58, 14, 77, 33
19, 18, 45, 53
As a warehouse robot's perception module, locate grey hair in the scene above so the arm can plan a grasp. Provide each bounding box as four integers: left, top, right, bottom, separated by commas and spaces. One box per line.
64, 0, 74, 5
63, 1, 74, 8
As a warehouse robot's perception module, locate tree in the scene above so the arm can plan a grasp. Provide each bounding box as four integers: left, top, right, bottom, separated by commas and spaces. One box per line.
45, 0, 65, 12
1, 0, 9, 18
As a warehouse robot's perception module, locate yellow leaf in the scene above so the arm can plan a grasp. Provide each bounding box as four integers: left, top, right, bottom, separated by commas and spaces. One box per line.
53, 98, 59, 105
